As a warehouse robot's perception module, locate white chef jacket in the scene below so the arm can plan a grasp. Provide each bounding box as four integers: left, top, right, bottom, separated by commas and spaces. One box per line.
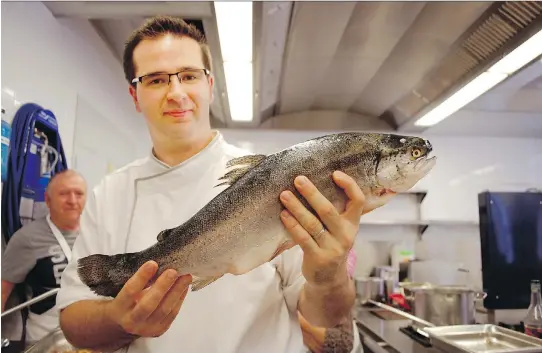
56, 131, 310, 353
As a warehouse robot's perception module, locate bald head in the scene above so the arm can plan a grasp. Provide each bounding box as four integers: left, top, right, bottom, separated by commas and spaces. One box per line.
46, 169, 86, 195
45, 169, 87, 231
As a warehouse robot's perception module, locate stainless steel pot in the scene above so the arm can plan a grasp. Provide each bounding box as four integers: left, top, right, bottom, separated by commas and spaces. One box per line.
374, 266, 398, 301
374, 266, 394, 279
355, 277, 384, 303
399, 282, 432, 308
404, 284, 486, 327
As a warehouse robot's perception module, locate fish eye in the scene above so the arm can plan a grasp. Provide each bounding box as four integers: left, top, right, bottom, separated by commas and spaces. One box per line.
411, 148, 422, 158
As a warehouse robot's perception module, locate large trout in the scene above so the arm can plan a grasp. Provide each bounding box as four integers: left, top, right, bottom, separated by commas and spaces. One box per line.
78, 132, 436, 297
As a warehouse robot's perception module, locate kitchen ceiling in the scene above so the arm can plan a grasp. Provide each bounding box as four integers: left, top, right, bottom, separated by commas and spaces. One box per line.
264, 1, 542, 137
276, 2, 491, 123
43, 1, 542, 138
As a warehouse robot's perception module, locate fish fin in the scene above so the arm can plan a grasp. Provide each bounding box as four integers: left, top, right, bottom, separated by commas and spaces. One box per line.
269, 240, 296, 261
371, 186, 397, 198
190, 275, 223, 291
218, 167, 250, 183
372, 186, 389, 197
215, 154, 267, 187
225, 154, 266, 168
157, 229, 168, 242
214, 168, 249, 188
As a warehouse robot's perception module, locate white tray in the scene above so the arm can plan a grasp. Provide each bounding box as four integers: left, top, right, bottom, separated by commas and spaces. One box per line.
424, 324, 542, 353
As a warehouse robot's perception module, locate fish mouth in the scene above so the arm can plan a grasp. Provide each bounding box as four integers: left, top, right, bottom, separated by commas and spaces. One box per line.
414, 155, 437, 172
385, 155, 436, 194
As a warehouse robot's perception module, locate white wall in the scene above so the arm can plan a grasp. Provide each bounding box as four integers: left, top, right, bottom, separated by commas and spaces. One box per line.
219, 128, 542, 300
1, 1, 151, 189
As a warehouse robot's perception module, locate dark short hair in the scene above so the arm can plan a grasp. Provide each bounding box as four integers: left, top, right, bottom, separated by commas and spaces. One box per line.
123, 15, 213, 85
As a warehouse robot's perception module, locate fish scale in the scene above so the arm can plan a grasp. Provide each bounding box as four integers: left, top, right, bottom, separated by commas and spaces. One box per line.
77, 132, 437, 297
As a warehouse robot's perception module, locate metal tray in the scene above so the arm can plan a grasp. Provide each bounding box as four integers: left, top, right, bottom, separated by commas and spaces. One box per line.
24, 327, 94, 353
424, 324, 542, 353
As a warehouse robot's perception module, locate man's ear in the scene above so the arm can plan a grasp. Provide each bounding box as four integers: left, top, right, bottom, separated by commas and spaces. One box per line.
44, 190, 51, 209
129, 85, 142, 113
209, 75, 215, 103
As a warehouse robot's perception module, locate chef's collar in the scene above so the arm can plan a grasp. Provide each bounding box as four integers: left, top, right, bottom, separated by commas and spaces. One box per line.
149, 130, 223, 170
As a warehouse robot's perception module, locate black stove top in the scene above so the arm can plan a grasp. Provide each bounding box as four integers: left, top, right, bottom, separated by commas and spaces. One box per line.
399, 325, 432, 348
497, 321, 525, 332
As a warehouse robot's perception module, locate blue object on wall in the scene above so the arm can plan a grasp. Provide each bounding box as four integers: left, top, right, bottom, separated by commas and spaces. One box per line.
1, 103, 69, 244
1, 119, 11, 183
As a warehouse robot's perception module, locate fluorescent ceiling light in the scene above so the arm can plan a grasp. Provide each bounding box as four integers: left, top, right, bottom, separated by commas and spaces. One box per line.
415, 28, 542, 127
415, 72, 507, 126
488, 29, 542, 75
223, 62, 253, 122
214, 2, 253, 122
214, 2, 252, 62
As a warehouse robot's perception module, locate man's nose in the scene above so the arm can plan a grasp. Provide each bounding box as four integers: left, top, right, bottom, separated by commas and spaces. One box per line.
166, 75, 189, 102
67, 193, 77, 204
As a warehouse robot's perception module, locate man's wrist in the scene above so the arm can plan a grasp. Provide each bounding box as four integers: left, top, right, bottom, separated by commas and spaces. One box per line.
103, 303, 140, 352
300, 266, 355, 328
102, 300, 139, 340
102, 300, 119, 328
305, 264, 351, 294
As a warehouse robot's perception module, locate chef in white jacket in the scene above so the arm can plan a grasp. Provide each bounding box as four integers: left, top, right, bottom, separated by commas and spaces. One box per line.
56, 15, 364, 353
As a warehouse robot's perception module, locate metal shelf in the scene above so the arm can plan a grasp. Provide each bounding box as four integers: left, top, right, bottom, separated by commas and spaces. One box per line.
358, 190, 478, 237
359, 219, 478, 226
359, 219, 479, 235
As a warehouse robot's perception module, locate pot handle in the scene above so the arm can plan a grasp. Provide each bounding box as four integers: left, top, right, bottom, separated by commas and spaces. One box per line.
399, 287, 415, 302
474, 291, 487, 300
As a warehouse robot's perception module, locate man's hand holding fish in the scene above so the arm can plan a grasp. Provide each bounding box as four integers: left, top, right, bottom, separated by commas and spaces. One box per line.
105, 262, 193, 338
280, 171, 363, 328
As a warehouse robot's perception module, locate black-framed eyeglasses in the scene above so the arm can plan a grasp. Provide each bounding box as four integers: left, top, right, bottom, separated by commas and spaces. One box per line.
131, 68, 210, 88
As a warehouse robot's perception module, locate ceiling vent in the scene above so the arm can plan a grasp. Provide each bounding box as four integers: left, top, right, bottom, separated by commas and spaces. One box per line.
391, 1, 542, 124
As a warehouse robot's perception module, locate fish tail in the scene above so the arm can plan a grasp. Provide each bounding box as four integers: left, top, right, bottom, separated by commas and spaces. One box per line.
77, 253, 138, 298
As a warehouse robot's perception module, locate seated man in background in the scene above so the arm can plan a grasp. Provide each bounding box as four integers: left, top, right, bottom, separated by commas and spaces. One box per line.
1, 170, 87, 347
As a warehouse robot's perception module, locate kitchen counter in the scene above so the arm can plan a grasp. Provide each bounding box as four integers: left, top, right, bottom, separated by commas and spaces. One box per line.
354, 306, 442, 353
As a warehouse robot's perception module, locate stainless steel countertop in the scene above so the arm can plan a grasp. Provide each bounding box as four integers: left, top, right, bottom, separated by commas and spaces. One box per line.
354, 306, 442, 353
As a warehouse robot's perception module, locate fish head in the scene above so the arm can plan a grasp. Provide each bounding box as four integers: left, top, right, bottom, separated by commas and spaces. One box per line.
327, 133, 436, 214
373, 134, 436, 194
343, 133, 436, 214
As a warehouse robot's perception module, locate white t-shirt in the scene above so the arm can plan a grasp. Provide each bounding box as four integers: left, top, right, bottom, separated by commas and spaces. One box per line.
56, 131, 308, 353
